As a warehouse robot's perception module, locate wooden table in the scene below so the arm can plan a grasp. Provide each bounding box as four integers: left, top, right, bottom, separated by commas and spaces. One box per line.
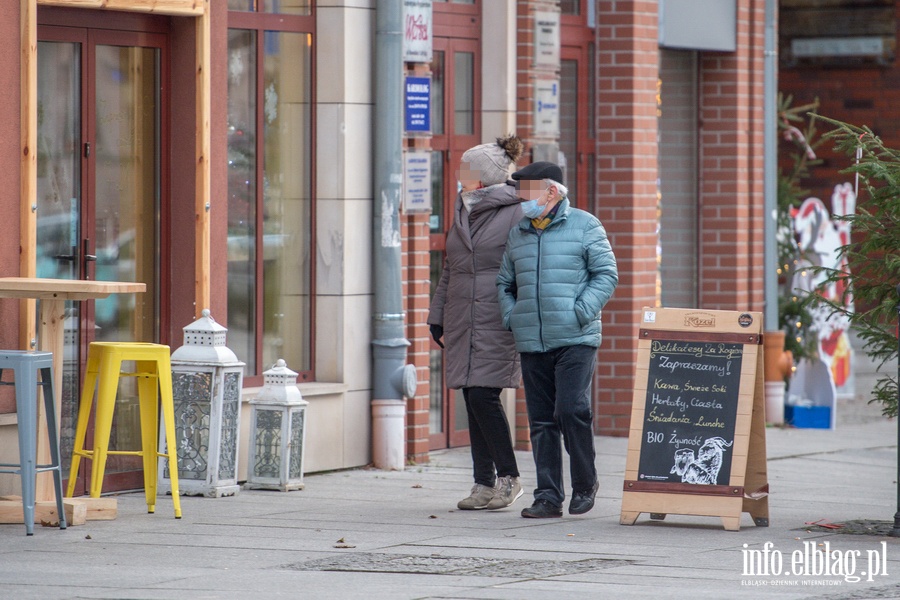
0, 277, 145, 513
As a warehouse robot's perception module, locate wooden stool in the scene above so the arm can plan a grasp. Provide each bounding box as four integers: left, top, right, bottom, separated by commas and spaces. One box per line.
0, 351, 67, 535
66, 342, 182, 518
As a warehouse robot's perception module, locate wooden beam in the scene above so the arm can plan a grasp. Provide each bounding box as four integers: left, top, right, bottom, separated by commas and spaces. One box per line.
0, 496, 116, 522
36, 0, 204, 16
19, 0, 37, 351
194, 1, 211, 316
0, 497, 88, 526
70, 497, 118, 521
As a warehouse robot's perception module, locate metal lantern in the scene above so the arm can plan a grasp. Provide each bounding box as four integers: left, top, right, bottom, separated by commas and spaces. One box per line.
158, 309, 245, 497
244, 359, 308, 491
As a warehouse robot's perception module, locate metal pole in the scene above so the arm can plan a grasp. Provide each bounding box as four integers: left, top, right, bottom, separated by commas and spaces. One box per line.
891, 283, 900, 536
763, 0, 778, 330
371, 0, 415, 470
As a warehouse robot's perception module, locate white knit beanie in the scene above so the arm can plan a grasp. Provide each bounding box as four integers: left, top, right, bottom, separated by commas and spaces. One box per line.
461, 135, 524, 186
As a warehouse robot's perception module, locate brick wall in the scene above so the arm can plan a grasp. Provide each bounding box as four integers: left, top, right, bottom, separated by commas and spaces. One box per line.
403, 211, 432, 463
403, 55, 433, 462
595, 0, 660, 435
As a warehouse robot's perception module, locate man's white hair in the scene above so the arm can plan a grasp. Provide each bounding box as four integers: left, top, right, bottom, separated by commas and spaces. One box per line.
544, 178, 568, 199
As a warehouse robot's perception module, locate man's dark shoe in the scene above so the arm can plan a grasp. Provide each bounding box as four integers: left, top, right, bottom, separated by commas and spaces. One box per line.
521, 499, 563, 518
568, 479, 599, 515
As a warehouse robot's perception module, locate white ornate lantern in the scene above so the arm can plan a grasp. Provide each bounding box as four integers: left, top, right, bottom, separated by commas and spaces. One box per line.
158, 309, 245, 497
245, 359, 308, 491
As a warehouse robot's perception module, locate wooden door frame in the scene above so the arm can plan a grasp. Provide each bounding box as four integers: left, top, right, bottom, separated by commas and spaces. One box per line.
21, 0, 209, 350
561, 12, 596, 215
428, 33, 481, 450
36, 23, 170, 494
560, 45, 592, 212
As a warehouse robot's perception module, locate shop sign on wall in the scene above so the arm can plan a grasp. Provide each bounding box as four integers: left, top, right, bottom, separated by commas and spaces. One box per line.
533, 79, 559, 136
404, 76, 431, 134
403, 0, 433, 62
534, 11, 560, 67
403, 150, 432, 214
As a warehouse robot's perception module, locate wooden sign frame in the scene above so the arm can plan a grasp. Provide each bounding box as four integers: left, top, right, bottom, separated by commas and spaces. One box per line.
620, 307, 769, 531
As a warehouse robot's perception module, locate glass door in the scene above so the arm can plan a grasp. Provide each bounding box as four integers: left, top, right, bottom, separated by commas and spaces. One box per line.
428, 35, 480, 450
560, 42, 596, 214
37, 26, 165, 494
560, 4, 598, 215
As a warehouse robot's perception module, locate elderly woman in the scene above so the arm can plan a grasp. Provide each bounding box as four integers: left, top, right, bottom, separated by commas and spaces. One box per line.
428, 135, 525, 510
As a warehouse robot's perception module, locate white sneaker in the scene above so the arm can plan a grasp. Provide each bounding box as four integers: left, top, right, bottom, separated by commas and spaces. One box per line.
486, 476, 523, 510
457, 483, 496, 510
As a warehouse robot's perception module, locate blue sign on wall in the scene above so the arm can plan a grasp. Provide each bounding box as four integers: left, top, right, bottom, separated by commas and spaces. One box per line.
405, 76, 431, 133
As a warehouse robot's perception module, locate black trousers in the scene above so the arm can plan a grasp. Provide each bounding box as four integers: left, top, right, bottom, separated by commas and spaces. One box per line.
463, 386, 520, 487
520, 344, 597, 507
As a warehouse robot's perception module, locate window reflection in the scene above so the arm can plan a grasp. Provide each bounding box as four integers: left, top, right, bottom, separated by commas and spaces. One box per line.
227, 29, 258, 374
560, 59, 577, 199
430, 51, 444, 136
261, 31, 312, 372
227, 0, 311, 15
227, 27, 313, 378
263, 0, 311, 14
453, 52, 473, 135
36, 41, 80, 283
561, 0, 580, 15
430, 150, 444, 233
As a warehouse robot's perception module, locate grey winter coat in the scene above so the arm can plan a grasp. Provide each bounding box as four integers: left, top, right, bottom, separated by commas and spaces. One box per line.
497, 197, 618, 353
427, 184, 522, 389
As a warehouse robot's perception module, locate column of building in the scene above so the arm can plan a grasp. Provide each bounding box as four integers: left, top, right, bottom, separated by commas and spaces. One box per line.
595, 0, 660, 435
698, 0, 767, 311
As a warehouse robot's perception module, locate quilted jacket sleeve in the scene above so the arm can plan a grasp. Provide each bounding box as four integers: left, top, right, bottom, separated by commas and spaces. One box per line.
496, 233, 518, 331
573, 219, 618, 327
427, 254, 451, 326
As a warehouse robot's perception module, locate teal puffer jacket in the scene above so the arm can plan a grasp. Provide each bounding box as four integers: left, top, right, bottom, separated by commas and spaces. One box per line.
497, 198, 618, 353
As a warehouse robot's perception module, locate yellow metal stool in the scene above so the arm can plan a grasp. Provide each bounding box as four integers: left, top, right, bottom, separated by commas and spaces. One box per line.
66, 342, 182, 518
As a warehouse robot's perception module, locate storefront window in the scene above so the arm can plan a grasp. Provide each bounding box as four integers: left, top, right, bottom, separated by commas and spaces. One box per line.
430, 51, 445, 136
561, 0, 581, 16
226, 29, 258, 374
658, 49, 699, 309
228, 11, 315, 382
227, 0, 311, 15
453, 52, 473, 135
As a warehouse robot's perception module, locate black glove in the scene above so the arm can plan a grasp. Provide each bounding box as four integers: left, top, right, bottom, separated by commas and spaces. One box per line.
430, 324, 444, 348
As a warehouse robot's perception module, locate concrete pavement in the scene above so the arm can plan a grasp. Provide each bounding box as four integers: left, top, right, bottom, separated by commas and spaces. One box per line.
1, 401, 900, 599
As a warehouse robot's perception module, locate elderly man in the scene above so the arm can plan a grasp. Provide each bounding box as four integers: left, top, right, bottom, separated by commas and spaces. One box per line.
497, 161, 618, 518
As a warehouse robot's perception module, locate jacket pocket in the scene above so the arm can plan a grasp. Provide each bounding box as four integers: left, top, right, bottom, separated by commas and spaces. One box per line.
574, 300, 591, 327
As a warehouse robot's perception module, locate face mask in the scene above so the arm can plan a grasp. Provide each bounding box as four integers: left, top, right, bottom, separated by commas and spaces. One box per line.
519, 187, 548, 219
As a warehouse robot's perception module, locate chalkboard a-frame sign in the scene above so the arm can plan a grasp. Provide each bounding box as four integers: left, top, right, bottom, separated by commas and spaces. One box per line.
620, 307, 769, 531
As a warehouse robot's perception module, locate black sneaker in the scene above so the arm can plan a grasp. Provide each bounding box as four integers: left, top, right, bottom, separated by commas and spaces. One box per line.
521, 499, 563, 518
568, 479, 599, 515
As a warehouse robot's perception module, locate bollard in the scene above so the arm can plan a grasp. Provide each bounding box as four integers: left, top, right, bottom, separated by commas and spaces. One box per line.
891, 284, 900, 537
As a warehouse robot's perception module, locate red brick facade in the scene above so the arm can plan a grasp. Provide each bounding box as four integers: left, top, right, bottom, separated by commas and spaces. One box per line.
403, 213, 432, 463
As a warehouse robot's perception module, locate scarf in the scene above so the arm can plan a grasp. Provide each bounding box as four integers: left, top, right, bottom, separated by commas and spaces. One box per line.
531, 201, 561, 232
